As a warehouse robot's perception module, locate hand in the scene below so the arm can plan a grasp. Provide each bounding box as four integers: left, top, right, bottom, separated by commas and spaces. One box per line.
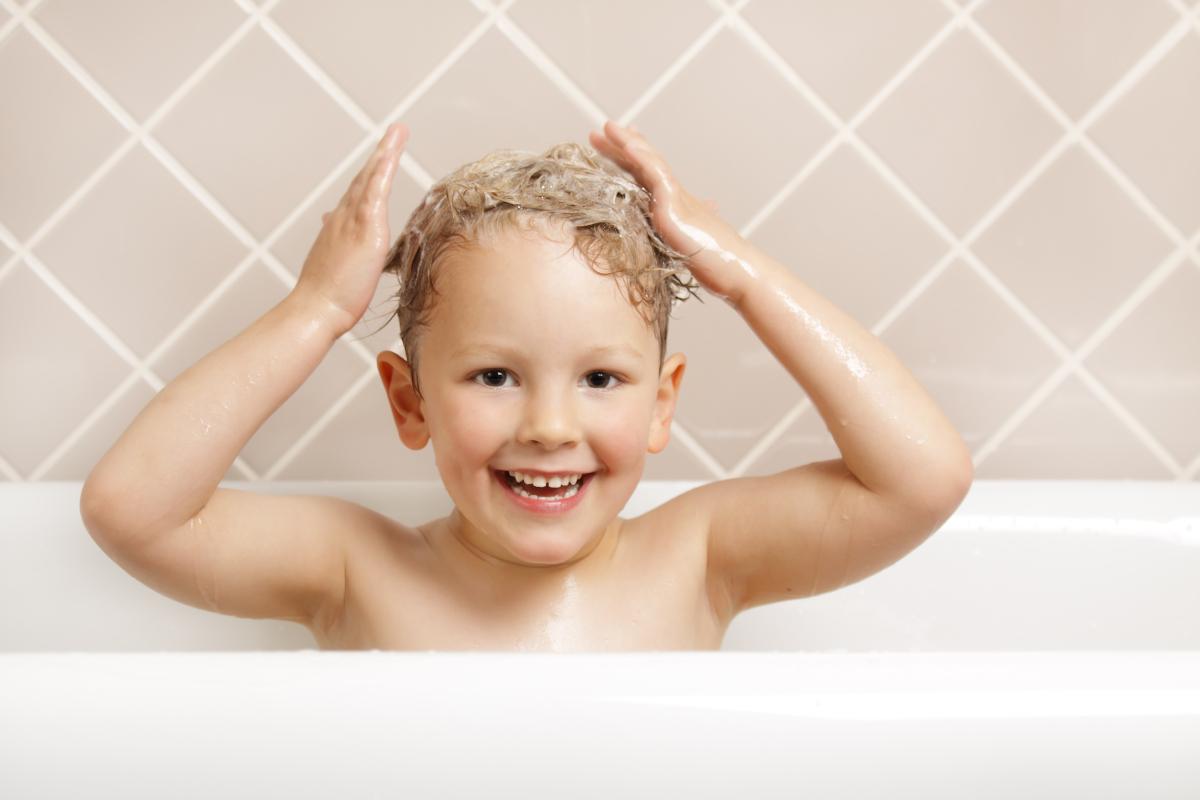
588, 120, 751, 304
296, 121, 409, 334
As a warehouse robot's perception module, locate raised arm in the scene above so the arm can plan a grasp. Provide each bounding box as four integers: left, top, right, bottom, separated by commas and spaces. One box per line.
589, 120, 972, 620
79, 122, 409, 626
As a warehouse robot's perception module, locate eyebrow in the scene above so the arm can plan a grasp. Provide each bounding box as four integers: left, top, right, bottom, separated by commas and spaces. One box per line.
451, 343, 643, 360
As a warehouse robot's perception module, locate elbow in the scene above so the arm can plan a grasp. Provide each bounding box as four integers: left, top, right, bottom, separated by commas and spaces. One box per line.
79, 477, 136, 538
906, 453, 974, 534
930, 456, 974, 529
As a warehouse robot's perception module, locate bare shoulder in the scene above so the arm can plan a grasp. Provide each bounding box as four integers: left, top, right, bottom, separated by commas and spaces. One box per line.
620, 481, 739, 630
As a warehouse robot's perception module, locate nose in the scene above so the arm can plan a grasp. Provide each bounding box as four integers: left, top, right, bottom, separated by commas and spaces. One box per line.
516, 386, 582, 449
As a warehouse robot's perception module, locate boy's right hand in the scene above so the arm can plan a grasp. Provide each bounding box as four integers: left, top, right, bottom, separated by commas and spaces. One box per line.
295, 121, 409, 335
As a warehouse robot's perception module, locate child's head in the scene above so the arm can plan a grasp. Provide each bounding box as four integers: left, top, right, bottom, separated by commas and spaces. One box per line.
371, 142, 703, 569
372, 141, 701, 401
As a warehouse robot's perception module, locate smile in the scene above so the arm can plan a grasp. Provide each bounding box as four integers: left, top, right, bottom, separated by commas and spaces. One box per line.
493, 469, 596, 515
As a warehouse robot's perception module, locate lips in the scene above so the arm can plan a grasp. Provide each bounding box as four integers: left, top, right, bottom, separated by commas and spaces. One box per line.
492, 468, 596, 514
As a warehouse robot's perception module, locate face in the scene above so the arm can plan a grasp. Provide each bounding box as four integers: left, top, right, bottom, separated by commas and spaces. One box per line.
377, 218, 686, 576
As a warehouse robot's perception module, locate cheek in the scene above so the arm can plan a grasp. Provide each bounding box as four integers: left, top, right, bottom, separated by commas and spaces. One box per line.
589, 398, 653, 463
430, 391, 503, 463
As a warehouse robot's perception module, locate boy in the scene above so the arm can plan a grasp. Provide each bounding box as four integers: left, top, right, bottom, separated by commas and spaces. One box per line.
80, 120, 973, 651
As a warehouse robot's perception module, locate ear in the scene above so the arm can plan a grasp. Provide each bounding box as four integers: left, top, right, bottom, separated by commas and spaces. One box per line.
376, 351, 430, 449
647, 352, 686, 454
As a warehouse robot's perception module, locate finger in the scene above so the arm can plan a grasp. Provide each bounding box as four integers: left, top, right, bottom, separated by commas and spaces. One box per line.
602, 121, 664, 190
589, 129, 630, 168
346, 123, 406, 205
593, 125, 642, 174
608, 119, 647, 147
365, 144, 400, 214
604, 120, 658, 164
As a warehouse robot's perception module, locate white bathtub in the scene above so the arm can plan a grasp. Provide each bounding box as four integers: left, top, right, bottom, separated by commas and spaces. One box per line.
2, 479, 1199, 797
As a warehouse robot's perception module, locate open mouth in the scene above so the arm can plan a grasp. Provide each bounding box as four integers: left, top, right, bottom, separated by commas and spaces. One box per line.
492, 469, 597, 505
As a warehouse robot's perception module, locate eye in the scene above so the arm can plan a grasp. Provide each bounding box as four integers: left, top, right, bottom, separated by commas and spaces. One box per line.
472, 368, 514, 389
469, 369, 624, 390
585, 371, 622, 390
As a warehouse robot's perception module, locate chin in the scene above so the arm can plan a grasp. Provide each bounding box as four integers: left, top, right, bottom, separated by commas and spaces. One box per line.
505, 531, 591, 567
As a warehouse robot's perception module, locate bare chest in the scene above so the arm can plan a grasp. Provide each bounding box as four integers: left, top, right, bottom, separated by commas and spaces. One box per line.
312, 506, 727, 652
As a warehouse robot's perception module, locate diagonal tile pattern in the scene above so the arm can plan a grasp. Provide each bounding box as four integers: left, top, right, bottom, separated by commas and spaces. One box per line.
1, 0, 1198, 486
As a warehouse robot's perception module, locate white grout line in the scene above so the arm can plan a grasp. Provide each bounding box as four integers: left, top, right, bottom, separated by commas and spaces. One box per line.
617, 0, 743, 128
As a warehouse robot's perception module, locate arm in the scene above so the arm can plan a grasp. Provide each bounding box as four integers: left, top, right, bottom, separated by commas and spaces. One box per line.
590, 120, 972, 618
80, 290, 344, 534
80, 122, 410, 627
693, 240, 973, 616
78, 285, 356, 628
721, 239, 974, 505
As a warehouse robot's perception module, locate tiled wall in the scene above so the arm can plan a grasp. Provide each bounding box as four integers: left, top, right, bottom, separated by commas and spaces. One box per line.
2, 0, 1198, 485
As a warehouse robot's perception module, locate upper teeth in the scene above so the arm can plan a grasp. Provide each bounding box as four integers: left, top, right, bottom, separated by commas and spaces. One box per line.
506, 471, 583, 488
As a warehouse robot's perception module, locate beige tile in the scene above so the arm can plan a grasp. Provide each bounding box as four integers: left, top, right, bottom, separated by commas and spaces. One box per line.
396, 27, 593, 178
44, 379, 247, 485
3, 2, 1197, 483
641, 433, 721, 481
972, 145, 1175, 349
32, 0, 246, 122
1088, 34, 1200, 234
33, 146, 249, 357
0, 264, 130, 477
880, 258, 1061, 456
1083, 266, 1200, 464
0, 27, 128, 241
270, 0, 482, 123
626, 26, 835, 230
508, 0, 719, 116
976, 374, 1172, 479
744, 0, 951, 120
277, 373, 442, 481
745, 409, 842, 477
974, 0, 1178, 120
149, 262, 370, 476
747, 142, 949, 335
43, 377, 154, 481
666, 280, 807, 473
150, 26, 363, 240
857, 27, 1062, 237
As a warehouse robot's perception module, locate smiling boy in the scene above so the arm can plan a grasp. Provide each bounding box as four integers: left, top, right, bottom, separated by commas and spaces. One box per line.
80, 120, 973, 651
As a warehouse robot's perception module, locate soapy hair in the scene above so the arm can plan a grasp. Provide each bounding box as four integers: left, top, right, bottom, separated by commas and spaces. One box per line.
359, 141, 704, 400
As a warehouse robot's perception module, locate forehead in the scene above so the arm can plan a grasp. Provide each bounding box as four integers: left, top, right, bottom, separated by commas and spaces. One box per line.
429, 224, 654, 349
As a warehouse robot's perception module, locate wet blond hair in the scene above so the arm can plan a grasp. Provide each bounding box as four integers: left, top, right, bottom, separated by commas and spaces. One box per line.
361, 141, 704, 400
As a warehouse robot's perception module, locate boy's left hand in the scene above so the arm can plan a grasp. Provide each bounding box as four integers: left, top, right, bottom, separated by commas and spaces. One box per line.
588, 120, 751, 305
